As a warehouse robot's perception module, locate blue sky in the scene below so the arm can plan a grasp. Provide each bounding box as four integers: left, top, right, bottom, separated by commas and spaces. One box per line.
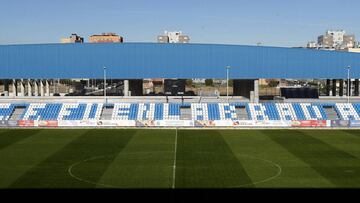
0, 0, 359, 47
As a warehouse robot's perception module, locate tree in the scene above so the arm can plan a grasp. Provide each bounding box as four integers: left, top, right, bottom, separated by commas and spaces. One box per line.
228, 79, 233, 87
267, 79, 279, 87
205, 79, 213, 86
186, 79, 193, 87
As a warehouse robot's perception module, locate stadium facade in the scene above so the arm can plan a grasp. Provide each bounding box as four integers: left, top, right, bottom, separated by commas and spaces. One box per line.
0, 43, 360, 79
1, 42, 360, 100
1, 43, 360, 128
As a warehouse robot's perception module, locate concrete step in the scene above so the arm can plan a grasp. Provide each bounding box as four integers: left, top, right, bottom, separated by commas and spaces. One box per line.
236, 107, 249, 120
100, 106, 113, 120
9, 107, 26, 121
324, 106, 339, 120
180, 107, 192, 120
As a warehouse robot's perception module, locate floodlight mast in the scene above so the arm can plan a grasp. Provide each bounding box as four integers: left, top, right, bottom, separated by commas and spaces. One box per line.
346, 66, 351, 103
104, 66, 107, 104
226, 66, 230, 102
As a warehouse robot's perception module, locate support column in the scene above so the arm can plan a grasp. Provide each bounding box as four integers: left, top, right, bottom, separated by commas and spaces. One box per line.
326, 79, 331, 96
332, 79, 337, 96
3, 79, 9, 96
40, 79, 44, 97
19, 79, 25, 97
347, 79, 352, 96
339, 79, 344, 97
124, 80, 129, 96
355, 79, 359, 96
58, 78, 61, 94
12, 79, 17, 97
27, 79, 32, 96
45, 80, 50, 96
34, 80, 39, 97
254, 79, 259, 103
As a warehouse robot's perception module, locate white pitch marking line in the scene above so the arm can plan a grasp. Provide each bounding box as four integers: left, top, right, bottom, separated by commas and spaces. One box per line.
230, 154, 282, 188
172, 128, 178, 189
68, 155, 116, 188
68, 151, 174, 188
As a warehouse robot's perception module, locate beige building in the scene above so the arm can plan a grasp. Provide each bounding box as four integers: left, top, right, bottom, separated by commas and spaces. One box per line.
343, 48, 360, 53
259, 79, 280, 86
157, 35, 169, 43
318, 34, 333, 48
60, 34, 84, 43
178, 35, 190, 43
89, 33, 123, 43
343, 35, 356, 48
318, 30, 356, 49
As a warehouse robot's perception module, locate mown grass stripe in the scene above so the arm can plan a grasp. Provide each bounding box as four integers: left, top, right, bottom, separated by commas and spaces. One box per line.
9, 129, 135, 188
341, 129, 360, 138
97, 129, 175, 188
303, 130, 360, 160
0, 129, 82, 188
175, 129, 253, 188
0, 129, 9, 134
0, 129, 41, 151
172, 128, 178, 189
224, 129, 334, 188
264, 129, 360, 187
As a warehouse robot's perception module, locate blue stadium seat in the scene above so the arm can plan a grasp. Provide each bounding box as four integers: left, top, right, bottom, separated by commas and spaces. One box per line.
0, 103, 15, 120
11, 102, 360, 122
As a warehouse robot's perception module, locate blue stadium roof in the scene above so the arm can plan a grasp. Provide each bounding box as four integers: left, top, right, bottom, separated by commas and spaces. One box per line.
0, 43, 359, 79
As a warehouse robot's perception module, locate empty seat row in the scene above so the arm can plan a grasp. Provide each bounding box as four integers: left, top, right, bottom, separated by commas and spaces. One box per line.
0, 103, 15, 120
247, 103, 328, 121
21, 103, 103, 121
334, 103, 360, 120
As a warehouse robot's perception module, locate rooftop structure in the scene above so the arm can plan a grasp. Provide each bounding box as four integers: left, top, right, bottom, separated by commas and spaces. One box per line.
157, 31, 190, 43
89, 33, 123, 43
60, 34, 84, 43
308, 30, 357, 50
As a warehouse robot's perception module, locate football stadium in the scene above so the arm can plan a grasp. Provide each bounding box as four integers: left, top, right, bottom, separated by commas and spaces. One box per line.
1, 42, 360, 189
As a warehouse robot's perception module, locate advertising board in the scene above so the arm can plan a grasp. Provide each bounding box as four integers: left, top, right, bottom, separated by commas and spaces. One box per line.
194, 120, 216, 127
18, 120, 35, 127
195, 120, 291, 127
258, 120, 289, 127
291, 120, 327, 127
38, 120, 58, 127
136, 120, 156, 127
96, 120, 136, 127
58, 120, 79, 127
78, 120, 98, 126
349, 120, 360, 127
330, 120, 349, 127
58, 120, 98, 127
154, 120, 194, 127
0, 120, 18, 127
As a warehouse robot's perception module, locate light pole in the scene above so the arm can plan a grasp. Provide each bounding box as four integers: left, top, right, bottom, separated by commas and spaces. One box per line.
346, 66, 351, 103
226, 66, 230, 102
103, 66, 107, 104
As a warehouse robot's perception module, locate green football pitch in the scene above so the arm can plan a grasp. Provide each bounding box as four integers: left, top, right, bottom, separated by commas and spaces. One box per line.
0, 128, 360, 188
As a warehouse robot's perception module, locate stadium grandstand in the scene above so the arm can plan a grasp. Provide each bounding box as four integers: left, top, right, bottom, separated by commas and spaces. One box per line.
0, 102, 359, 127
1, 43, 360, 128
